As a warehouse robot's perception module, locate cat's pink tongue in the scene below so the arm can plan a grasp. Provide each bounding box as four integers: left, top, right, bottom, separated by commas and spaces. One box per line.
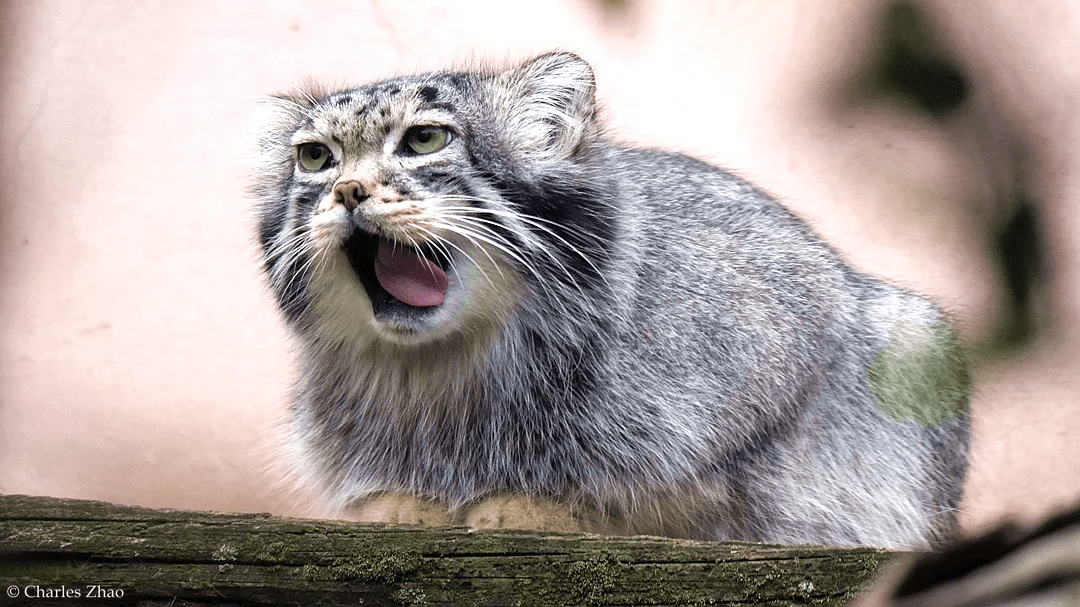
373, 241, 449, 307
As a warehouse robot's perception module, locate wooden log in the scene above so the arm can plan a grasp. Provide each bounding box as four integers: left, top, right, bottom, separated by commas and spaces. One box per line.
0, 494, 899, 606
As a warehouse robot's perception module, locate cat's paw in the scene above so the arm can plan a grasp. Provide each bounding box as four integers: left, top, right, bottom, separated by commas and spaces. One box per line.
461, 493, 619, 534
343, 492, 453, 526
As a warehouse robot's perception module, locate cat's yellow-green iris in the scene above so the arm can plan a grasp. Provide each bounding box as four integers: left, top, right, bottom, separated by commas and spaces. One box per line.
405, 125, 451, 155
297, 143, 332, 171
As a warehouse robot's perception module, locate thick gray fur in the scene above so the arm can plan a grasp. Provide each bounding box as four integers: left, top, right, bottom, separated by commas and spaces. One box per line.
254, 52, 970, 548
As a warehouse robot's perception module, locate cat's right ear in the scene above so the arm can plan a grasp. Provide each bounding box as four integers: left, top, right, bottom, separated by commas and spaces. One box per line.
492, 52, 598, 160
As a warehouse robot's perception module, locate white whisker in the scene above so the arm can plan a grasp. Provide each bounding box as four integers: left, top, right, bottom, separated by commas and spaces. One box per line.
433, 198, 614, 294
426, 216, 577, 319
409, 224, 500, 295
431, 205, 594, 304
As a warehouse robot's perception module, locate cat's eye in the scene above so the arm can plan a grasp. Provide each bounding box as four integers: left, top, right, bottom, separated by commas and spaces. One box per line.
403, 125, 451, 155
297, 143, 333, 172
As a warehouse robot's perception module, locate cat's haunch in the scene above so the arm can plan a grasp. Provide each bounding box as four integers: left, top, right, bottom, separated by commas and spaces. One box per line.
254, 52, 970, 548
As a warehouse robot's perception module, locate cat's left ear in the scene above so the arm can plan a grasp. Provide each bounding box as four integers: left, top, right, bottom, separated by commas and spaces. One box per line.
493, 52, 598, 159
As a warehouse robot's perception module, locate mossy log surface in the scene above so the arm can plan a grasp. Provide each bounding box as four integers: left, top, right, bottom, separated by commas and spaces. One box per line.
0, 494, 899, 606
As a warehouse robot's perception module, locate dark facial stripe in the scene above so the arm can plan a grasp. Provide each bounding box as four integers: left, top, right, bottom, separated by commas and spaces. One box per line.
273, 251, 313, 326
475, 169, 617, 293
258, 196, 288, 255
291, 182, 328, 211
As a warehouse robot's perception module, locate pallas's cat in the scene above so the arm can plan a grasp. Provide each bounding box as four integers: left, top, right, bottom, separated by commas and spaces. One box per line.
254, 52, 970, 548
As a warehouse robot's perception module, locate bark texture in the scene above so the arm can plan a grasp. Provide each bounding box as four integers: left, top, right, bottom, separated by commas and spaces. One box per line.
0, 494, 899, 606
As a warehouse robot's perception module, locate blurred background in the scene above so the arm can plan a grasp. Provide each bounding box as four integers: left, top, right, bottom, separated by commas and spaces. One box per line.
1, 0, 1077, 535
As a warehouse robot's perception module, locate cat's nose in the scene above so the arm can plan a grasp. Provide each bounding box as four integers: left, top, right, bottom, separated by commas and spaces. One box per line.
332, 180, 367, 212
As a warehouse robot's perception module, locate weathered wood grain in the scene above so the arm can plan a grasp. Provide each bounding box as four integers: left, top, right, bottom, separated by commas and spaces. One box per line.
0, 494, 899, 606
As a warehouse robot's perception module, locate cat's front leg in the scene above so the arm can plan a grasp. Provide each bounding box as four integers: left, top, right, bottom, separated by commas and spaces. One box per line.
460, 493, 628, 535
343, 492, 453, 526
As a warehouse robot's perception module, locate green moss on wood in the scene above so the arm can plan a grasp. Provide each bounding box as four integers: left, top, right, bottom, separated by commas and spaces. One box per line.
567, 552, 630, 603
328, 548, 423, 583
0, 494, 899, 606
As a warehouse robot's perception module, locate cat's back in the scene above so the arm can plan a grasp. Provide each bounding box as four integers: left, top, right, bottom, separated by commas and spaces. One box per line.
585, 145, 866, 456
602, 146, 822, 241
594, 145, 969, 546
597, 144, 857, 369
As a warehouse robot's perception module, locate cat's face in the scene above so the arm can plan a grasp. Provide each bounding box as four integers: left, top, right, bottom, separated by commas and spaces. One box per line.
254, 53, 605, 348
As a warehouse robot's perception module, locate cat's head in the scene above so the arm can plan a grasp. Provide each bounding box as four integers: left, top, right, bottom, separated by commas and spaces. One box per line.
254, 52, 614, 349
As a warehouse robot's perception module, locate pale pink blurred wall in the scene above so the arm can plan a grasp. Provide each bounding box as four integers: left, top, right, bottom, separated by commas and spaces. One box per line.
1, 0, 1077, 533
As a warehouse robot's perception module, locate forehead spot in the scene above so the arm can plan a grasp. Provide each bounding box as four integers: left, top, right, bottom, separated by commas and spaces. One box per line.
418, 86, 439, 103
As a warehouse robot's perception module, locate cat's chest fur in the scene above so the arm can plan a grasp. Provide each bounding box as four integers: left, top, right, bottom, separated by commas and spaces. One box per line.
255, 52, 970, 548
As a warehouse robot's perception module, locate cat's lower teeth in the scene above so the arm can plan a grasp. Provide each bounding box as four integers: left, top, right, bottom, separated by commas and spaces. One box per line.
372, 240, 449, 307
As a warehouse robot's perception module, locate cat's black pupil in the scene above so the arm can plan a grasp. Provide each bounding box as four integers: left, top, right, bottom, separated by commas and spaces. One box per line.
415, 129, 432, 143
309, 146, 323, 159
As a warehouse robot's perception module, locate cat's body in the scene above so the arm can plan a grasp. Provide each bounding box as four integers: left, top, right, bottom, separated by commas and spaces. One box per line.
255, 53, 970, 548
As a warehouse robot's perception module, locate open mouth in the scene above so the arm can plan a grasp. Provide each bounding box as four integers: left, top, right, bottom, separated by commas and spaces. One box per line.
342, 230, 452, 317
